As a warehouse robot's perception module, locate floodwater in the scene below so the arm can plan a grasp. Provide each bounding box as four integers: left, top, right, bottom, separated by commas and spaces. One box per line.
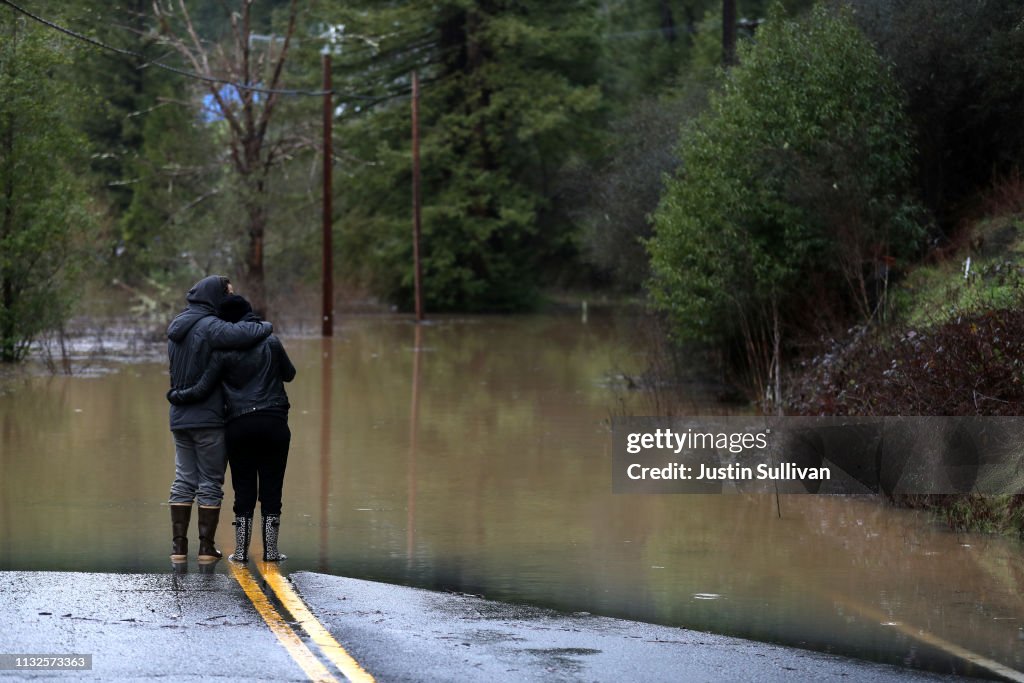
1, 313, 1022, 679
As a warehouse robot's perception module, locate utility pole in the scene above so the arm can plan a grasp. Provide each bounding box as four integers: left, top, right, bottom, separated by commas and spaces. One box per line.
411, 70, 425, 322
322, 52, 334, 336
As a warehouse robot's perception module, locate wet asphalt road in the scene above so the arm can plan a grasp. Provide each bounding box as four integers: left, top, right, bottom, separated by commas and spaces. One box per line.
0, 570, 988, 682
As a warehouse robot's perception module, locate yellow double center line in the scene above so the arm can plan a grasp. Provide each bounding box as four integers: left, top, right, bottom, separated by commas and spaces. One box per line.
229, 562, 375, 683
820, 588, 1024, 683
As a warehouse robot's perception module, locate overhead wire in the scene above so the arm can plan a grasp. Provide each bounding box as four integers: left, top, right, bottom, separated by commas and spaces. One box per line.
1, 0, 711, 105
1, 0, 710, 116
0, 0, 387, 101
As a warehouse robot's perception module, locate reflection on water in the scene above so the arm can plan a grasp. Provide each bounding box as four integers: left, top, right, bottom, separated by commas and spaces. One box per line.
1, 313, 1022, 678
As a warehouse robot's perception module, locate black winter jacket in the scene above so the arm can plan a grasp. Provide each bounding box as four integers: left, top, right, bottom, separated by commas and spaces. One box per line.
167, 320, 295, 422
166, 275, 272, 430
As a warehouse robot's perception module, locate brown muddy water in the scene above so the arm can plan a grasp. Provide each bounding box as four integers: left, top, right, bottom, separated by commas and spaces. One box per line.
1, 313, 1022, 679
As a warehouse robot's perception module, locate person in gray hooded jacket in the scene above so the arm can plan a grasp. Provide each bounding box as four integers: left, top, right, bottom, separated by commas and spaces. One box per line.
166, 275, 272, 566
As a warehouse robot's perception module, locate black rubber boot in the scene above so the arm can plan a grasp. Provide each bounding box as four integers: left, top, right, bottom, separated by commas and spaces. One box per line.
229, 515, 253, 562
170, 504, 192, 563
197, 506, 223, 563
262, 514, 287, 561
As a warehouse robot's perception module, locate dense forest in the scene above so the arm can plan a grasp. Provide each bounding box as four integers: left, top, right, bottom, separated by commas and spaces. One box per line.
2, 0, 1024, 419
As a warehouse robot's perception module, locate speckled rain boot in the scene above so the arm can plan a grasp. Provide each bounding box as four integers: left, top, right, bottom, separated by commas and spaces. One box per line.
261, 514, 287, 561
229, 515, 253, 562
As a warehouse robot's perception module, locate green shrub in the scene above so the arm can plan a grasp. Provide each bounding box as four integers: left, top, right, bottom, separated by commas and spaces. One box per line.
648, 2, 922, 391
0, 15, 95, 361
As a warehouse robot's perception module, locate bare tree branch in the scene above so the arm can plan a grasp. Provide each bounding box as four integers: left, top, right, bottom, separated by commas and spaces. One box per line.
155, 0, 245, 141
254, 0, 297, 149
240, 1, 255, 141
145, 0, 302, 313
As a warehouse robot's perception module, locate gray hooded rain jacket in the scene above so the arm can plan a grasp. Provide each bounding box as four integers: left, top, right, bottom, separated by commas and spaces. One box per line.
166, 275, 272, 431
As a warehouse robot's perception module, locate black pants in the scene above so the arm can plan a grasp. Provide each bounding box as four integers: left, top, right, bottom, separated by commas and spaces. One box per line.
225, 412, 291, 516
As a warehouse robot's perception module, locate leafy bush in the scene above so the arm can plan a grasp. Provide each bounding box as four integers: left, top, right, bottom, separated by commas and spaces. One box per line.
648, 3, 922, 393
0, 15, 95, 361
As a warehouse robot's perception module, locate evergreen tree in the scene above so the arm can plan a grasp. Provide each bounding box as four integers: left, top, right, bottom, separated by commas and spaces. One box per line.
325, 0, 605, 311
24, 1, 178, 282
118, 73, 224, 283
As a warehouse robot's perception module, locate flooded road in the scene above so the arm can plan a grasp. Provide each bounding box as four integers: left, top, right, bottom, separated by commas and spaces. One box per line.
1, 313, 1022, 678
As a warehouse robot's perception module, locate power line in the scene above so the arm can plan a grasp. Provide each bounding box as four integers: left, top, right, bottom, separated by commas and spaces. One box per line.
0, 0, 380, 101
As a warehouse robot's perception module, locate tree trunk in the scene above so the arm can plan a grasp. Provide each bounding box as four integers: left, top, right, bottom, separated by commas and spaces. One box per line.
0, 274, 13, 364
152, 0, 298, 322
683, 4, 697, 39
659, 0, 677, 43
244, 195, 267, 316
772, 295, 782, 416
722, 0, 737, 66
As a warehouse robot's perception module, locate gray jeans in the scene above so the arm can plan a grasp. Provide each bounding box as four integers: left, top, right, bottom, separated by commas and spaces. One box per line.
169, 428, 227, 507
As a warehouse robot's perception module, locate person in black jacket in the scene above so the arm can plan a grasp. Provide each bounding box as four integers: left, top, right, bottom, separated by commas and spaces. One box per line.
166, 276, 272, 567
168, 294, 296, 562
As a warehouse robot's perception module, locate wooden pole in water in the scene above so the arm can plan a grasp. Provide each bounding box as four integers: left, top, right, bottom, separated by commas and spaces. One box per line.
411, 70, 425, 322
319, 337, 333, 570
322, 53, 334, 337
406, 323, 422, 566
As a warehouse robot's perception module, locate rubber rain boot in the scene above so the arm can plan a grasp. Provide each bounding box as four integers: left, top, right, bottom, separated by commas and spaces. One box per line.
261, 514, 287, 561
170, 503, 192, 570
229, 515, 253, 562
197, 505, 223, 564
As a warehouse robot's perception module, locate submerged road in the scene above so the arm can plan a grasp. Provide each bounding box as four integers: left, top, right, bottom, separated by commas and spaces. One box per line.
0, 568, 994, 682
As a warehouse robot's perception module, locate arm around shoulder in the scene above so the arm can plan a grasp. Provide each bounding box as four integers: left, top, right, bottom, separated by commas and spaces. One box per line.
167, 353, 226, 405
207, 317, 272, 350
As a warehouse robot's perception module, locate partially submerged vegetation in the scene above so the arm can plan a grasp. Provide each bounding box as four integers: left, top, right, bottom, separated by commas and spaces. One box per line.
635, 0, 1024, 535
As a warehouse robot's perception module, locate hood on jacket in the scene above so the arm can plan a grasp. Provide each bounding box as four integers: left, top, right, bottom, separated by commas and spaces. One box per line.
218, 294, 253, 323
167, 275, 230, 342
